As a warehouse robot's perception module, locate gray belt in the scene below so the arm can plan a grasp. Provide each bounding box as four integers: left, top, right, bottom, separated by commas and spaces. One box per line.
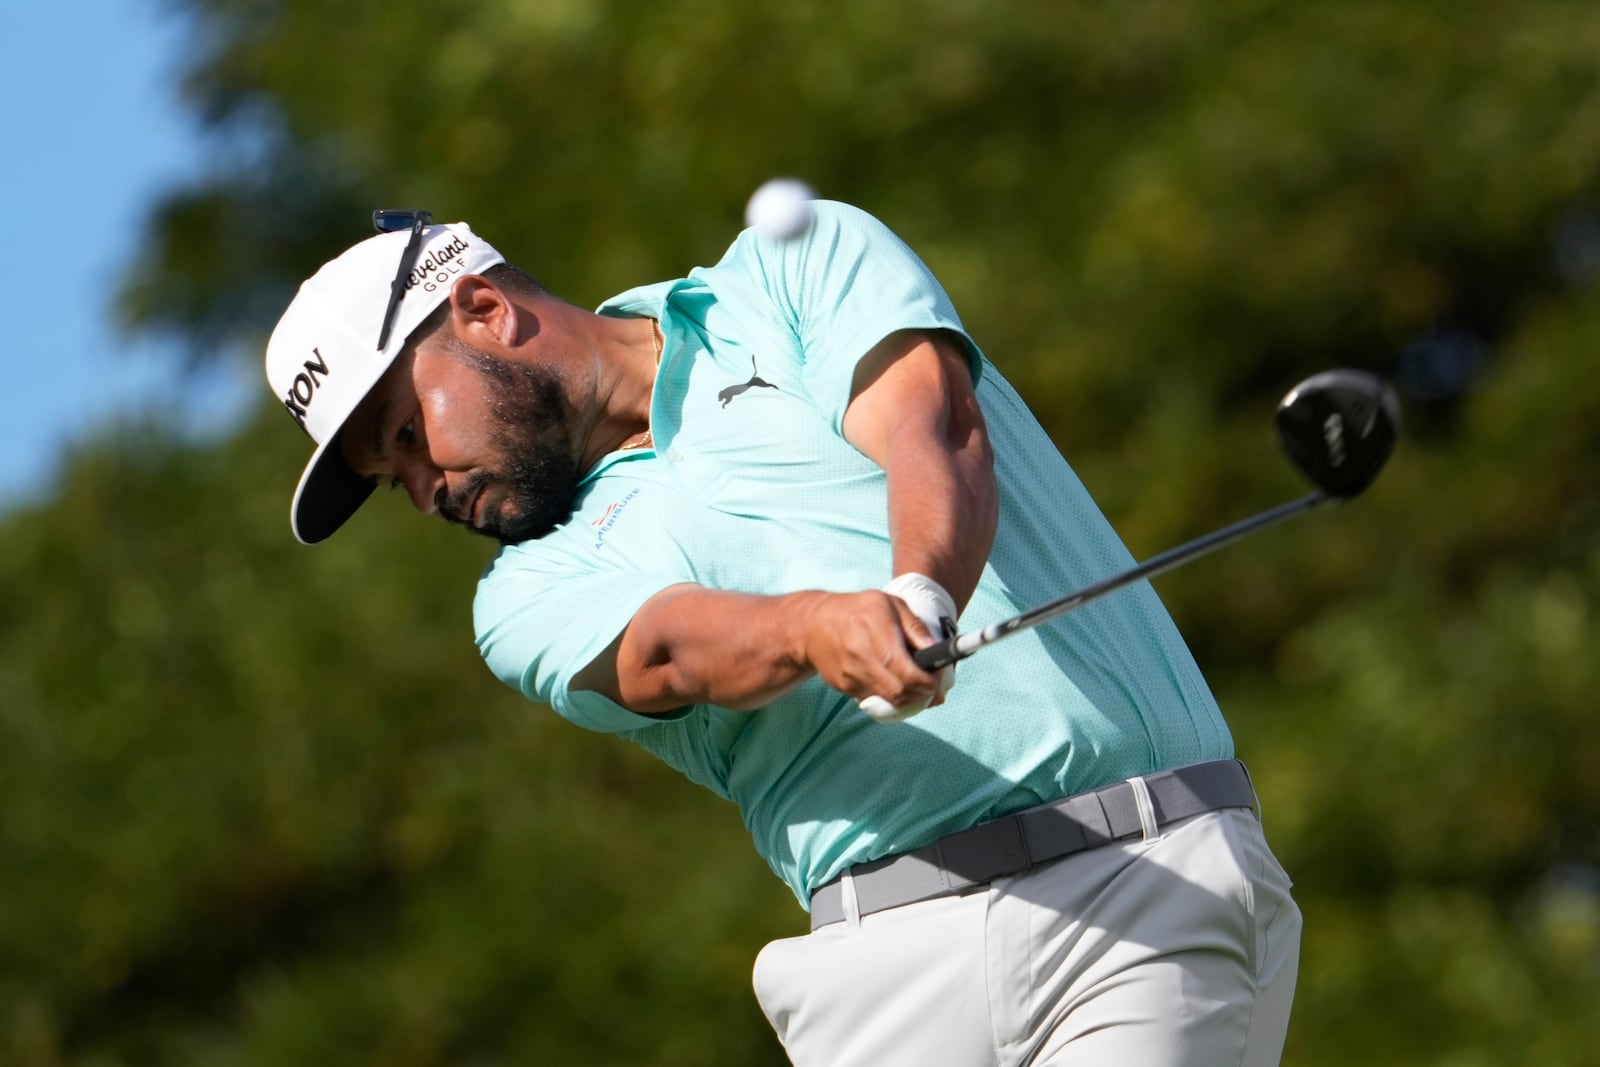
810, 759, 1257, 931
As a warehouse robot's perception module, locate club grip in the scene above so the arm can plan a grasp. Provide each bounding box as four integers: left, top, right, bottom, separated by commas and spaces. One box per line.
914, 638, 959, 673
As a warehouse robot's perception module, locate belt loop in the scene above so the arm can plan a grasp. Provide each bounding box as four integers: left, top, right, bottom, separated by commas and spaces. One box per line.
840, 870, 862, 929
1127, 775, 1160, 841
1235, 759, 1263, 823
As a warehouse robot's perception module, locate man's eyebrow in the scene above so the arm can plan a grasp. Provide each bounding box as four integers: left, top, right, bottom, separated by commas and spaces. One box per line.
368, 397, 391, 464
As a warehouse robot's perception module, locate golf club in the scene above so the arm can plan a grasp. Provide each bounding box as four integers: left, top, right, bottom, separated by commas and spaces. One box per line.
913, 369, 1401, 672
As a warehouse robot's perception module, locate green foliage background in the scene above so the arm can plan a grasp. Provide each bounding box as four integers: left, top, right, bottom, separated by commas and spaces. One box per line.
6, 1, 1600, 1063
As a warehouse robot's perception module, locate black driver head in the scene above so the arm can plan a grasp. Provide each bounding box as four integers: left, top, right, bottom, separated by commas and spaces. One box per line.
1274, 369, 1401, 499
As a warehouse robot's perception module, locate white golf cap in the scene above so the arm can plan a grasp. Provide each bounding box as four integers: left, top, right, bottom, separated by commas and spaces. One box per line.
265, 221, 505, 544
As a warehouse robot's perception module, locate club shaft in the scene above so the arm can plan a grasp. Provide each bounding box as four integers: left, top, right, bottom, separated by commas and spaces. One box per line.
914, 490, 1329, 672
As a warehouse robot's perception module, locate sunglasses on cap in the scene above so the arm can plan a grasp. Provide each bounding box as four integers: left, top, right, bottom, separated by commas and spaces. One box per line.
372, 209, 434, 351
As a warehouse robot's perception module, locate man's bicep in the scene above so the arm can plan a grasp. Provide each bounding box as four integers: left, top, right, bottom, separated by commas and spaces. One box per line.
571, 582, 702, 716
475, 559, 698, 729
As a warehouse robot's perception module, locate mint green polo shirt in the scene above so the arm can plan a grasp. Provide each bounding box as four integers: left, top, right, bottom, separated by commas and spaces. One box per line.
474, 201, 1231, 906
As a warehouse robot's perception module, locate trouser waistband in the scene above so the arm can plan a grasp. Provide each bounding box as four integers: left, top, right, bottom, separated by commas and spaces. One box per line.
809, 759, 1258, 931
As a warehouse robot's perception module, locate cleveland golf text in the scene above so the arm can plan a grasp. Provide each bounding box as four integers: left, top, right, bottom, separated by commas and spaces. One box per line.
403, 235, 472, 294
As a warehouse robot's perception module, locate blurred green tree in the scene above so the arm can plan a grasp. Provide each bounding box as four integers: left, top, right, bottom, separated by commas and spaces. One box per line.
4, 0, 1598, 1063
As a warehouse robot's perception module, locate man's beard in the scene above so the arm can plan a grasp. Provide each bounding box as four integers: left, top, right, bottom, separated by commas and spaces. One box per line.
440, 349, 581, 544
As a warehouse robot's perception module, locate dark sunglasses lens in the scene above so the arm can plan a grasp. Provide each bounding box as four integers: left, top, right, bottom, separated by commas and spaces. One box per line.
373, 209, 419, 233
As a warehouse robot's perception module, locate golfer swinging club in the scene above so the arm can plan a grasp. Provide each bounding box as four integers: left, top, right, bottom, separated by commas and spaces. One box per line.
265, 200, 1301, 1066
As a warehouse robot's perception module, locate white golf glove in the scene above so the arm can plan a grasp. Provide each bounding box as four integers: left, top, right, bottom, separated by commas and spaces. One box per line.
859, 572, 958, 723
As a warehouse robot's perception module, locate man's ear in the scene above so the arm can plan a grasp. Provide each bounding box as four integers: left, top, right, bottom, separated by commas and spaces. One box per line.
446, 274, 520, 347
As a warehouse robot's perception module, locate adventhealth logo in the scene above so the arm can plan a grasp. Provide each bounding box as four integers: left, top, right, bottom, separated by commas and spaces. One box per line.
591, 488, 641, 549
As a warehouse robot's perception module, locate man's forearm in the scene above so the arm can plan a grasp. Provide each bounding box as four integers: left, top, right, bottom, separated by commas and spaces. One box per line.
842, 330, 999, 613
883, 402, 997, 612
618, 586, 820, 711
589, 585, 940, 715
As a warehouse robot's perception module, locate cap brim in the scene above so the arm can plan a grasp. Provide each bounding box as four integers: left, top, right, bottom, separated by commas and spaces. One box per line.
291, 435, 376, 545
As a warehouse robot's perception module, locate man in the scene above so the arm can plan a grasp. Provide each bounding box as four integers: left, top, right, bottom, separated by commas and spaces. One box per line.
265, 202, 1300, 1065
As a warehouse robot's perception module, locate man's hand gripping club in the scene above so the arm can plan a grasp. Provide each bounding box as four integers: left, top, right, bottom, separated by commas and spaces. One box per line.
858, 573, 958, 722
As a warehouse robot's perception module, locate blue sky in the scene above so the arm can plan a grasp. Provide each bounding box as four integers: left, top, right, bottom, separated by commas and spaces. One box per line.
2, 1, 253, 511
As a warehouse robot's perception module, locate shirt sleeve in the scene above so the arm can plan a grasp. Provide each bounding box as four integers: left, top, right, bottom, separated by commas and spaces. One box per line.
474, 545, 692, 734
709, 200, 985, 432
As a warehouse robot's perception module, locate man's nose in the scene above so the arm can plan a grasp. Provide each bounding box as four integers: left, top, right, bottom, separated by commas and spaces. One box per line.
395, 456, 446, 516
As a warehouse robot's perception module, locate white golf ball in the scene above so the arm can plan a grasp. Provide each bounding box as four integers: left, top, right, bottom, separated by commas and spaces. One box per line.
745, 178, 816, 240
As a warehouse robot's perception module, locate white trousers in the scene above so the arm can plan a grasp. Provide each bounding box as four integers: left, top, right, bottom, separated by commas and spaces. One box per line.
753, 808, 1301, 1067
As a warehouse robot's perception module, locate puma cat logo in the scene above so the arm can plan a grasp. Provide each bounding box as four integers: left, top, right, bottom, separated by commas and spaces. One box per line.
717, 356, 780, 408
